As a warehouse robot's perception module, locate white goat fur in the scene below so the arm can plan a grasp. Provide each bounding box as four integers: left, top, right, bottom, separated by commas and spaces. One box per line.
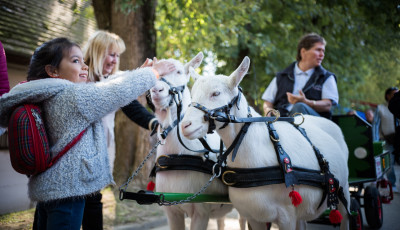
180, 57, 350, 230
150, 53, 236, 230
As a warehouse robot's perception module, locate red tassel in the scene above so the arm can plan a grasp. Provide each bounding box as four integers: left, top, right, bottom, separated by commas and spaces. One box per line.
329, 209, 343, 224
146, 181, 155, 191
289, 190, 302, 207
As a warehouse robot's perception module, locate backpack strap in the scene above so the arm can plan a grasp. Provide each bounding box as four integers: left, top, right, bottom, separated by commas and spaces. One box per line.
48, 129, 87, 167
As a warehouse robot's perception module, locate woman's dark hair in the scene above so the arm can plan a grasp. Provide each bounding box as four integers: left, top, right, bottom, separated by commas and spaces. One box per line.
27, 38, 79, 81
385, 87, 399, 101
296, 33, 326, 62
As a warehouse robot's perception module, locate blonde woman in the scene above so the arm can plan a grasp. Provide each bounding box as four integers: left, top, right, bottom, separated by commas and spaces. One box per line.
82, 30, 172, 229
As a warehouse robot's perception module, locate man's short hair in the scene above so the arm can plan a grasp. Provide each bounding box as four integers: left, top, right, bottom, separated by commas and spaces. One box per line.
385, 87, 399, 101
296, 33, 326, 62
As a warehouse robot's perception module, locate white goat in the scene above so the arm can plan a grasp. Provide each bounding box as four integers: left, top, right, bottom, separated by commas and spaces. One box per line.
150, 52, 236, 230
180, 57, 350, 230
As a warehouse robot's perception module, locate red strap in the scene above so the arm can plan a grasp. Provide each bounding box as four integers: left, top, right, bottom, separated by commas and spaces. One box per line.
24, 104, 47, 174
48, 129, 87, 167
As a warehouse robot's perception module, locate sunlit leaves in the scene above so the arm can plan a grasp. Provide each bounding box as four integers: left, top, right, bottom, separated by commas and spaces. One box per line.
156, 0, 400, 111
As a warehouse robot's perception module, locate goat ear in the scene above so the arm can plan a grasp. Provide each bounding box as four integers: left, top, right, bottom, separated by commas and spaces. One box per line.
188, 66, 202, 81
229, 56, 250, 88
184, 52, 204, 75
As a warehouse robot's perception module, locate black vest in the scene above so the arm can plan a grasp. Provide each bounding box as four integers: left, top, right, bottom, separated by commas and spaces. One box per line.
273, 62, 336, 119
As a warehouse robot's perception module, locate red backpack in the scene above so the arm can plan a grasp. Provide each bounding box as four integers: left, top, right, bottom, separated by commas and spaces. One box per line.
8, 104, 85, 175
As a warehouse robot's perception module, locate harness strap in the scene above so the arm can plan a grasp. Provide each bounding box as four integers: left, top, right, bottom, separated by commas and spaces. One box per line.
159, 114, 185, 139
267, 122, 298, 187
198, 137, 219, 154
292, 125, 328, 173
219, 123, 251, 163
292, 124, 350, 215
150, 154, 219, 178
176, 97, 219, 153
211, 111, 295, 123
160, 78, 186, 107
222, 166, 324, 188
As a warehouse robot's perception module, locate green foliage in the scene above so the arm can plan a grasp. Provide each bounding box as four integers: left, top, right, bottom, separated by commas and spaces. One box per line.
156, 0, 400, 112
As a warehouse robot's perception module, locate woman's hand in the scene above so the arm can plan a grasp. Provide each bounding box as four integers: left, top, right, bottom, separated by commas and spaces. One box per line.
152, 57, 176, 77
140, 58, 153, 68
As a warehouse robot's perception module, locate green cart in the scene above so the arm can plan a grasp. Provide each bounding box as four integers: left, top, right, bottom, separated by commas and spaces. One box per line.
326, 114, 392, 230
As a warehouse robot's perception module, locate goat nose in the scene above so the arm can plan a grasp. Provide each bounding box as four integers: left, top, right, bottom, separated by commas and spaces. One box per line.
182, 120, 192, 129
151, 86, 163, 93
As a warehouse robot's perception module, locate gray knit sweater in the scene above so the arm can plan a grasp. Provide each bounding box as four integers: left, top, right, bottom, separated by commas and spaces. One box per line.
0, 68, 156, 202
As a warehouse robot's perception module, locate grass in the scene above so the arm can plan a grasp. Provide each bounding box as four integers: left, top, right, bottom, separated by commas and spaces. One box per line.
0, 208, 35, 230
0, 186, 164, 230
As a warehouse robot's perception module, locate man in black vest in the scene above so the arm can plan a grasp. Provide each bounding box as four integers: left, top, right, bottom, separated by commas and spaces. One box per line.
262, 33, 338, 119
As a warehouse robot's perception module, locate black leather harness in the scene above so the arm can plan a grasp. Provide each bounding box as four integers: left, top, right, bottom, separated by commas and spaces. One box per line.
150, 154, 217, 178
190, 87, 349, 213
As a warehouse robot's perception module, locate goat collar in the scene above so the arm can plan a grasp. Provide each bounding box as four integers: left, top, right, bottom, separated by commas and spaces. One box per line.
160, 78, 186, 107
146, 78, 186, 112
190, 87, 243, 134
158, 114, 185, 139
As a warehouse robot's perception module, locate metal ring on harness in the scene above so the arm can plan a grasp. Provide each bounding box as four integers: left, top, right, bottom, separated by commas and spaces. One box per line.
291, 112, 305, 126
266, 109, 280, 123
212, 163, 222, 177
270, 134, 279, 142
222, 170, 236, 186
156, 155, 170, 169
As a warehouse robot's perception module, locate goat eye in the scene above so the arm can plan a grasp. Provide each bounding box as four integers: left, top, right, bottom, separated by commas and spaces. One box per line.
212, 91, 220, 97
177, 71, 181, 74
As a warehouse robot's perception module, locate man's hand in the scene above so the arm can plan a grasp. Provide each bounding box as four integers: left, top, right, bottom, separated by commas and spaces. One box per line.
287, 90, 306, 104
263, 101, 274, 116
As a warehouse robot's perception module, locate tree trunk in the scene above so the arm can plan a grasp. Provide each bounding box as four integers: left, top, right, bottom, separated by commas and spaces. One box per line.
92, 0, 111, 30
92, 0, 157, 187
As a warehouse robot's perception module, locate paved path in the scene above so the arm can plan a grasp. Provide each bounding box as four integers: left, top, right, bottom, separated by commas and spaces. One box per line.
0, 150, 32, 215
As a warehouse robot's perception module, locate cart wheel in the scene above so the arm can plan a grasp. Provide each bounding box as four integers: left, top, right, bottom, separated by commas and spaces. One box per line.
350, 198, 364, 230
364, 185, 383, 228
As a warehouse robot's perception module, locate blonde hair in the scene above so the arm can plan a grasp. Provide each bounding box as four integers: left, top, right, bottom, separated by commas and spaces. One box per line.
83, 30, 126, 82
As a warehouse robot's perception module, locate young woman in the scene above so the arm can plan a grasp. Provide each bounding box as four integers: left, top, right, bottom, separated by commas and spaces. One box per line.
0, 38, 174, 229
81, 31, 164, 229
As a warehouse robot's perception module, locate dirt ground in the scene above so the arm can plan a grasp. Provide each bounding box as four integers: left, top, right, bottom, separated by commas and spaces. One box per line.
0, 186, 164, 230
